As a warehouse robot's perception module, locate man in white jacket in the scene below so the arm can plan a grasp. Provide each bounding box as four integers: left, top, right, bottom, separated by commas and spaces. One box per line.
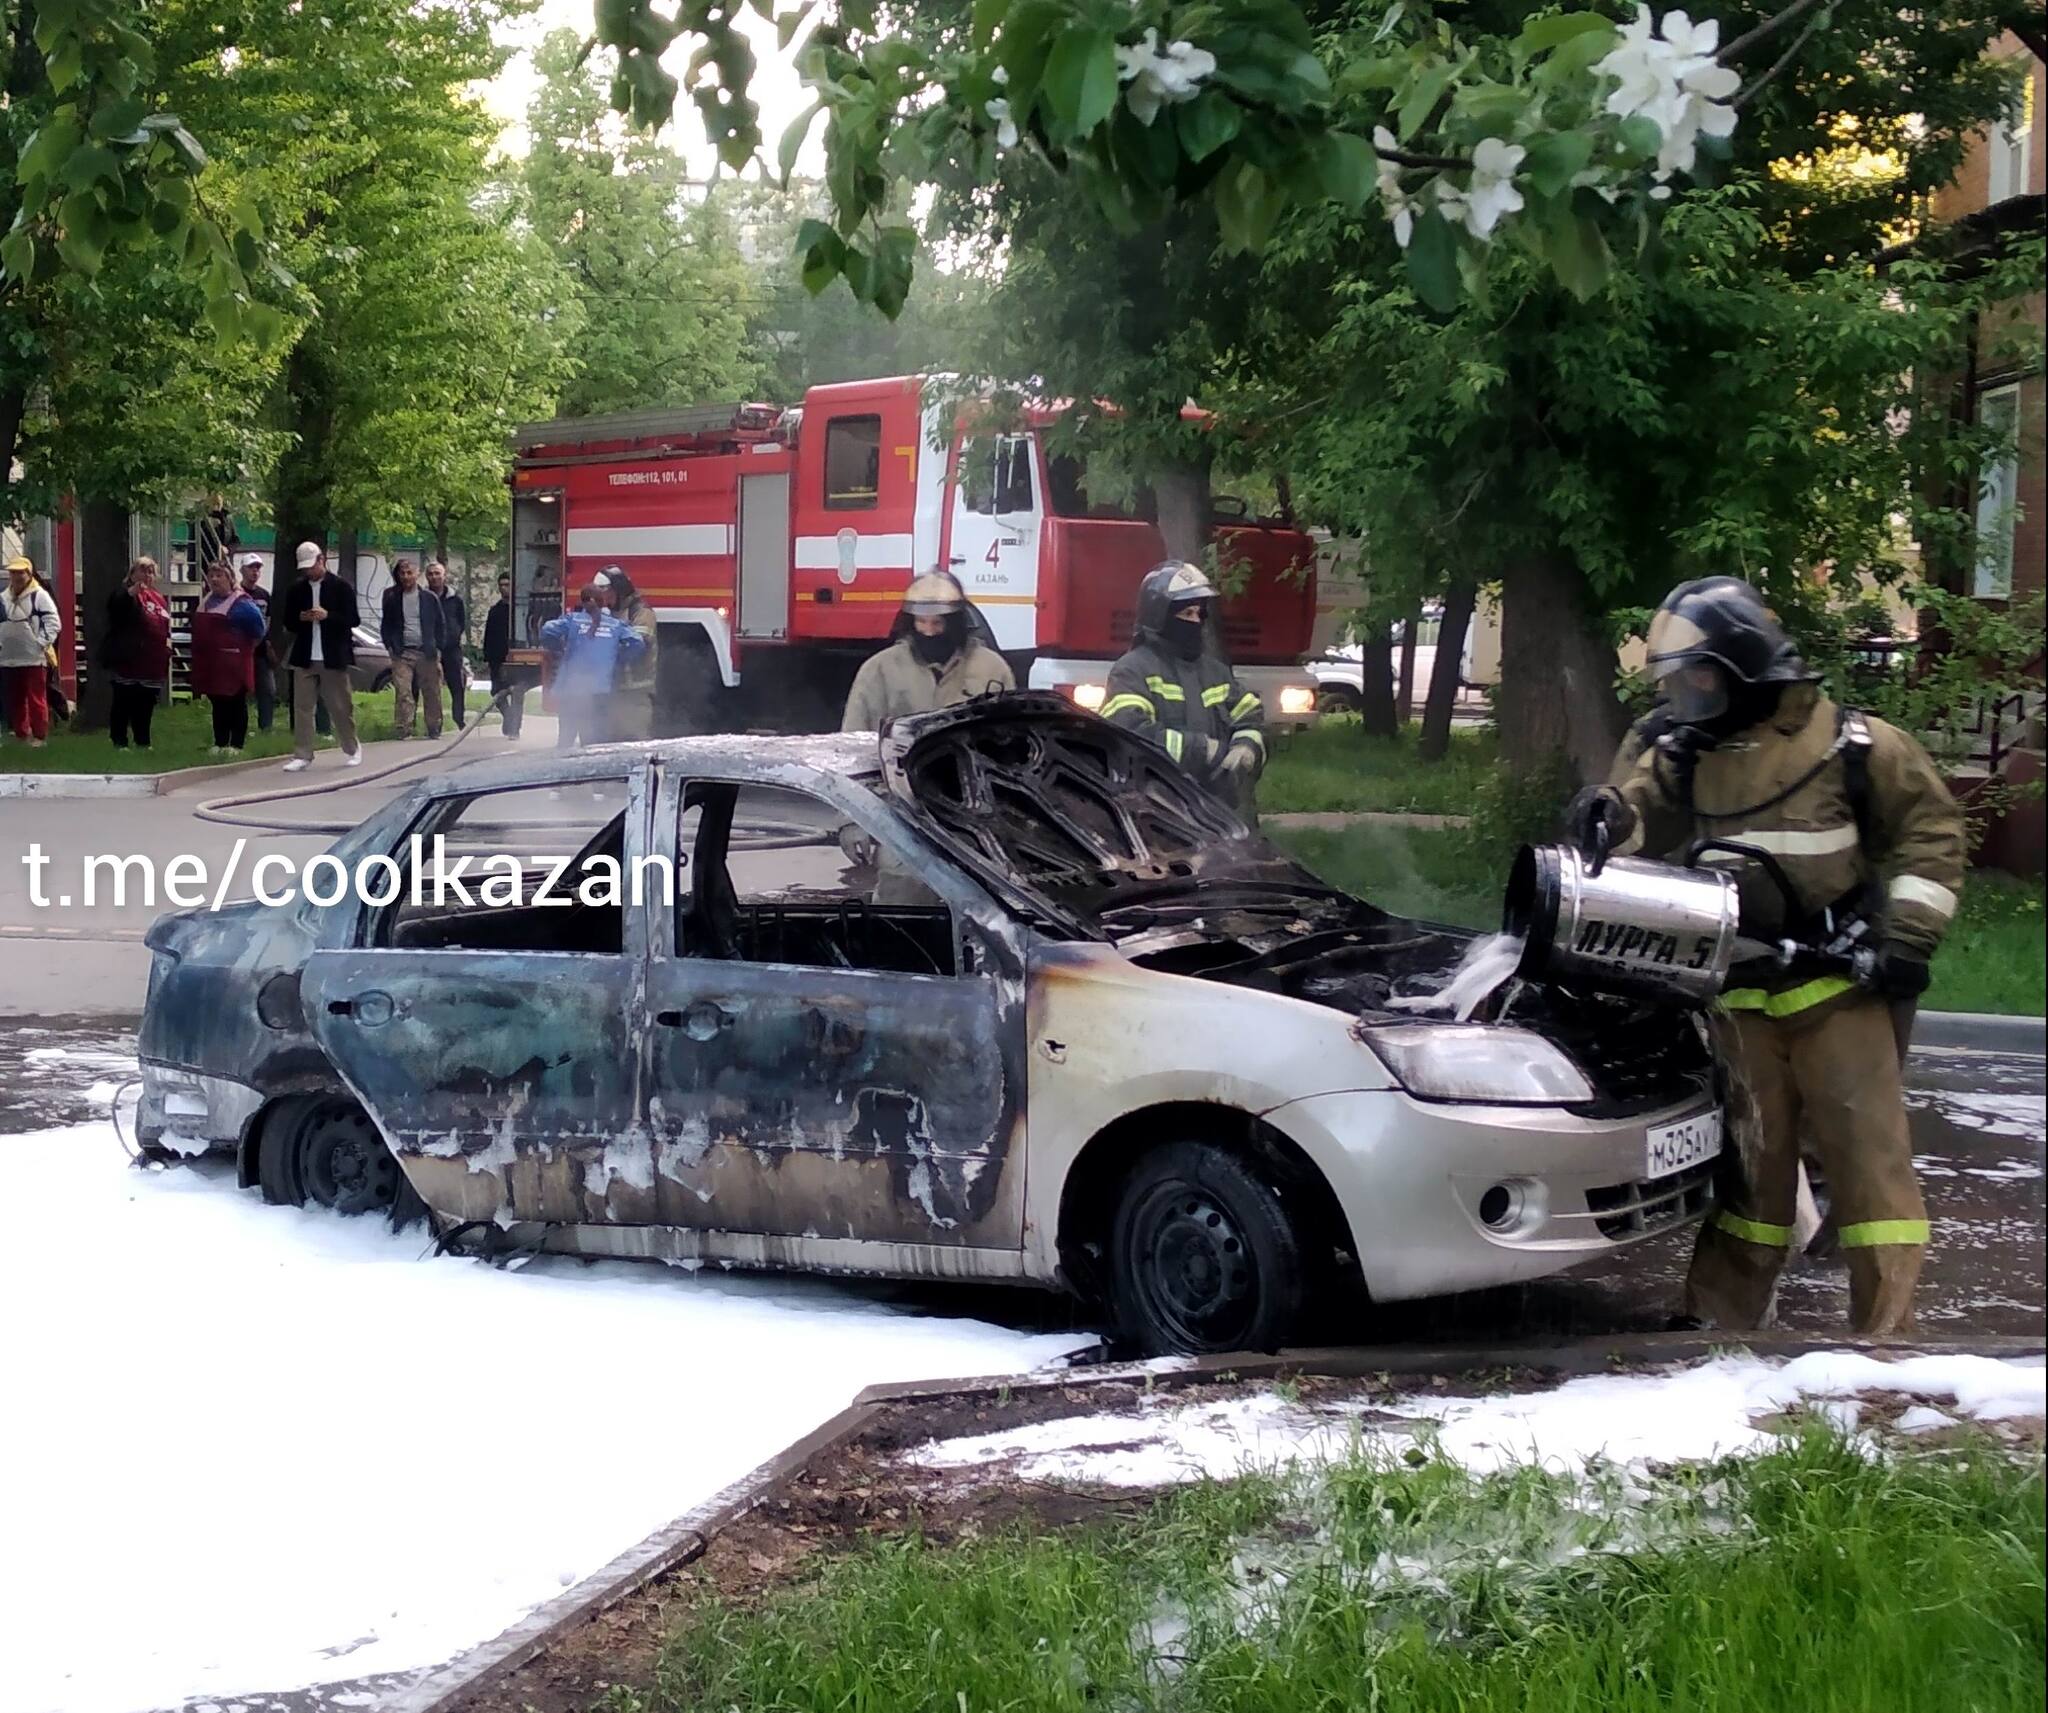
0, 555, 61, 747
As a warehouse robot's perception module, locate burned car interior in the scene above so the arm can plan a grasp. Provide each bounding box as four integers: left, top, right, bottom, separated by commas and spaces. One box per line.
380, 779, 633, 955
680, 780, 958, 977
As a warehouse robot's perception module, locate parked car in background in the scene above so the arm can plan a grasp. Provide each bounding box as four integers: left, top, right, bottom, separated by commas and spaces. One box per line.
348, 626, 391, 693
134, 695, 1718, 1354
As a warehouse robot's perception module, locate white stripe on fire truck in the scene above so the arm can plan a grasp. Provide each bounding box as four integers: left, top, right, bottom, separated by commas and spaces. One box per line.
566, 524, 734, 558
792, 532, 916, 571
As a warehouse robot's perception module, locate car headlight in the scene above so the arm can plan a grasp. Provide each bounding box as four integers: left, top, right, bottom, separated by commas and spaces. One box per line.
1278, 684, 1316, 717
1358, 1024, 1594, 1105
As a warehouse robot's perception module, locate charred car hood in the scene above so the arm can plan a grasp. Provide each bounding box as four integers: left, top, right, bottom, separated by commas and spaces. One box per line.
879, 696, 1713, 1116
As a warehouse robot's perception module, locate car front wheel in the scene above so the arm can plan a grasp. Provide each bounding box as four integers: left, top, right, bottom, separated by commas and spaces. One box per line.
1108, 1142, 1304, 1356
1315, 684, 1363, 717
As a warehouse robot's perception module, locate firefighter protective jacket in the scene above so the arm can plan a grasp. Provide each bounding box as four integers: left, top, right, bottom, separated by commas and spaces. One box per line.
1101, 638, 1267, 781
1611, 685, 1966, 1005
841, 636, 1014, 732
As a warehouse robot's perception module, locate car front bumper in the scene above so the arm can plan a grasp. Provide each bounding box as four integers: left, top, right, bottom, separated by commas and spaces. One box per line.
136, 1063, 264, 1159
1273, 1088, 1719, 1304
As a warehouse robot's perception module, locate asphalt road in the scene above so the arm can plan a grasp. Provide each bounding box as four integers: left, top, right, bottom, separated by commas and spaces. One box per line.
6, 1019, 2041, 1341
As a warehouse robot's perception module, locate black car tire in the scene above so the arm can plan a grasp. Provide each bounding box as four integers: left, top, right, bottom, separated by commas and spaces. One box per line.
1108, 1141, 1304, 1356
1315, 684, 1363, 717
294, 1098, 402, 1216
256, 1098, 309, 1207
371, 671, 392, 692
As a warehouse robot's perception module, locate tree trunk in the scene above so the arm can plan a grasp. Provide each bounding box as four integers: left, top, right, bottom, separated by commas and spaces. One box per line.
74, 500, 129, 733
433, 508, 451, 569
336, 528, 359, 594
1151, 454, 1212, 566
1495, 553, 1627, 785
1358, 626, 1399, 738
1420, 578, 1478, 761
1395, 603, 1421, 726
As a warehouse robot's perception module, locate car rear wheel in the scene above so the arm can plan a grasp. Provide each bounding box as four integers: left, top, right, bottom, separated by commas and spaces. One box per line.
259, 1095, 400, 1216
296, 1099, 401, 1215
1108, 1142, 1304, 1356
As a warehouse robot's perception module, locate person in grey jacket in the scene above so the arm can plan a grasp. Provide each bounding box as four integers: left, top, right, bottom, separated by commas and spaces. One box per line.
380, 558, 446, 738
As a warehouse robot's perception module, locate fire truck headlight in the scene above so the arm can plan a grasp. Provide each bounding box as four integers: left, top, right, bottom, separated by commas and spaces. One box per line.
1068, 683, 1107, 712
1278, 684, 1316, 717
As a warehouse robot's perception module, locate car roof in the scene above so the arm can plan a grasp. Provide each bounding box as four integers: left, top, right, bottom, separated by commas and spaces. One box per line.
425, 731, 883, 795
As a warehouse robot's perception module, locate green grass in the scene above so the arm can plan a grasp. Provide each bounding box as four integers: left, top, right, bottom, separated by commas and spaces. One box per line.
1932, 872, 2048, 1016
0, 689, 466, 773
631, 1432, 2043, 1713
1269, 821, 2048, 1016
1261, 720, 1497, 816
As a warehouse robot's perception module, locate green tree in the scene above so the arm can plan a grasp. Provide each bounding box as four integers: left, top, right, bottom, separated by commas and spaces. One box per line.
523, 27, 760, 417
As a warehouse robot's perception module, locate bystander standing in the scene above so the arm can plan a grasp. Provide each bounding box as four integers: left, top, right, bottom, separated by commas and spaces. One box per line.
540, 580, 646, 750
483, 571, 524, 738
239, 556, 277, 732
101, 557, 171, 751
427, 561, 468, 729
280, 541, 362, 772
380, 558, 445, 739
0, 554, 61, 748
191, 559, 268, 755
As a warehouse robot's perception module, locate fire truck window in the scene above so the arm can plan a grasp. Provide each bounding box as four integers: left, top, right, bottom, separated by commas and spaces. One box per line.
1047, 452, 1154, 522
824, 415, 882, 509
960, 435, 1033, 516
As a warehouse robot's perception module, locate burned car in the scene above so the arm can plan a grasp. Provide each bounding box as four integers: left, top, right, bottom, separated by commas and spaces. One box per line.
137, 695, 1718, 1354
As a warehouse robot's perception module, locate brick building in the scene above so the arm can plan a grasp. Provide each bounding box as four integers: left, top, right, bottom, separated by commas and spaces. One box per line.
1928, 33, 2045, 606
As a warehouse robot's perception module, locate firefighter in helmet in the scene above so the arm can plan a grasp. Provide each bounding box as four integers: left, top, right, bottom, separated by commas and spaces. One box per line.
841, 570, 1014, 732
1571, 577, 1965, 1336
1101, 561, 1266, 813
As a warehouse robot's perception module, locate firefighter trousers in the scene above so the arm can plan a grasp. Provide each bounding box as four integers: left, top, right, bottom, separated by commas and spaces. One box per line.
1684, 994, 1928, 1336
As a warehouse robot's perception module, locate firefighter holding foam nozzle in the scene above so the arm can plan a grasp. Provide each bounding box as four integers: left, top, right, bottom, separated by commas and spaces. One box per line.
1102, 561, 1267, 815
1570, 577, 1965, 1335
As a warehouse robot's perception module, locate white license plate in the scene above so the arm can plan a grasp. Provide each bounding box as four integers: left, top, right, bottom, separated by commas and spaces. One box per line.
1645, 1110, 1723, 1180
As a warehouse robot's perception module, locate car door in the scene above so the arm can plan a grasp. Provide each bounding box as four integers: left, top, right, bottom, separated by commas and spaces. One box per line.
300, 766, 655, 1228
642, 771, 1026, 1249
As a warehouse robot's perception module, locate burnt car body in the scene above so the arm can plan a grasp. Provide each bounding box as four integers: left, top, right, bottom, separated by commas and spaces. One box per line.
137, 695, 1719, 1353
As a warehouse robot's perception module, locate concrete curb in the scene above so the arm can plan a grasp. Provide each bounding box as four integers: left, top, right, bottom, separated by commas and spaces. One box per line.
1913, 1009, 2047, 1055
406, 1331, 2045, 1713
0, 750, 282, 799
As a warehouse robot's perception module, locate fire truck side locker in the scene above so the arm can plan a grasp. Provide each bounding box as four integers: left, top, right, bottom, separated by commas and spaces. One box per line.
736, 471, 791, 640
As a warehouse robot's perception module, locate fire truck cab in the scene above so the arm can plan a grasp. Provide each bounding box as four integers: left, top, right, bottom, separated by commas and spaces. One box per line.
510, 376, 1319, 731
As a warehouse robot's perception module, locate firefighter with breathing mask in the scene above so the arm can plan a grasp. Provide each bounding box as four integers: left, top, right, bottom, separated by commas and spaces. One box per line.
1102, 561, 1266, 814
841, 570, 1013, 732
1570, 577, 1965, 1335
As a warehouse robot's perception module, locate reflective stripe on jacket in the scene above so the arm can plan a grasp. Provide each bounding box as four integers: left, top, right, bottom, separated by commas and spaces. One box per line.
1101, 637, 1265, 780
1611, 686, 1966, 980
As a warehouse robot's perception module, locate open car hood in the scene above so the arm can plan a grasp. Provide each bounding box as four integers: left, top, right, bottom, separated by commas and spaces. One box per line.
878, 693, 1349, 940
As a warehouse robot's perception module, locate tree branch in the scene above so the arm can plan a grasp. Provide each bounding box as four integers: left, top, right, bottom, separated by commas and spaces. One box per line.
1375, 144, 1473, 172
1716, 0, 1829, 66
1734, 4, 1831, 109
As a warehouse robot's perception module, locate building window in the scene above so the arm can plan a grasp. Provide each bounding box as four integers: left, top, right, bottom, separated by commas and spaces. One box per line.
823, 414, 882, 509
1973, 383, 2021, 600
1988, 73, 2034, 202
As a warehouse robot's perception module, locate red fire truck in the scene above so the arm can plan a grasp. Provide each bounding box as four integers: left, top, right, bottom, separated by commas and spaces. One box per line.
509, 375, 1319, 730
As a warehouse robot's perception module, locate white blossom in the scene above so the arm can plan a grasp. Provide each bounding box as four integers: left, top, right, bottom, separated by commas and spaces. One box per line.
1595, 7, 1740, 183
1371, 126, 1422, 246
1116, 27, 1217, 125
986, 96, 1019, 150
